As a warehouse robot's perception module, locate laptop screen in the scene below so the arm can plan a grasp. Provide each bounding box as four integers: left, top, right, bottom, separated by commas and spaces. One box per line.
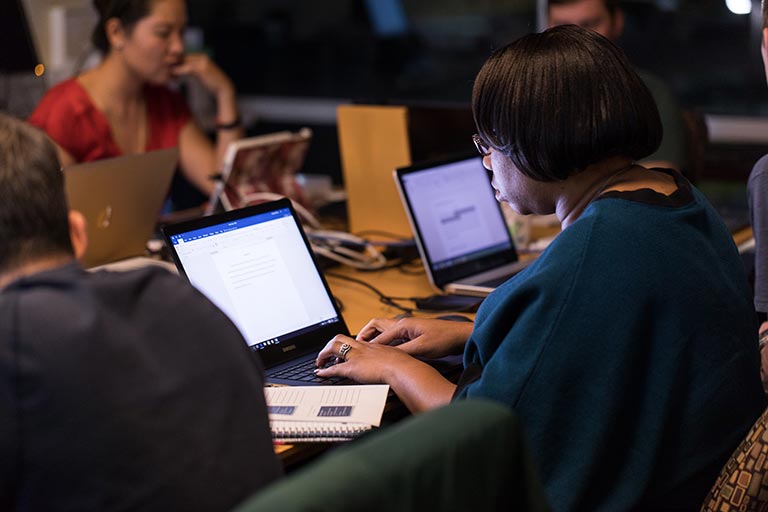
396, 155, 518, 286
163, 199, 346, 366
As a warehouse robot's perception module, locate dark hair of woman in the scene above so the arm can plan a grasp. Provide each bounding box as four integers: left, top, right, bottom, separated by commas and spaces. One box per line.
472, 24, 662, 182
91, 0, 154, 54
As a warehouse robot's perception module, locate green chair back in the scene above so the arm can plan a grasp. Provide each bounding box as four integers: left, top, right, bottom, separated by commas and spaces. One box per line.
233, 399, 549, 512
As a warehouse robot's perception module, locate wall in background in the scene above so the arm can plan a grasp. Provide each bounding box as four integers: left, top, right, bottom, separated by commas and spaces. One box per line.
8, 0, 768, 187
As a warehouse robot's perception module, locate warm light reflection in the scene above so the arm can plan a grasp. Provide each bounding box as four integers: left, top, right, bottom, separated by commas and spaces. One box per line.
34, 64, 45, 77
726, 0, 752, 15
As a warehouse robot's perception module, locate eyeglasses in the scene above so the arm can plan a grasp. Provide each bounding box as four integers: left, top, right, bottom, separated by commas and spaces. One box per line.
472, 133, 491, 157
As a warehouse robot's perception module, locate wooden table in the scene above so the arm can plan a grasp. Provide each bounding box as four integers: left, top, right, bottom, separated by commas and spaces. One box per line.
324, 265, 443, 333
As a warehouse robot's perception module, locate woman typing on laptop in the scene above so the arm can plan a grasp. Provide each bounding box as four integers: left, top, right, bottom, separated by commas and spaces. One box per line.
314, 25, 765, 511
29, 0, 241, 208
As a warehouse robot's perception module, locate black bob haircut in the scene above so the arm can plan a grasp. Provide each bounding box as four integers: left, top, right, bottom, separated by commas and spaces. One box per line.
472, 24, 662, 182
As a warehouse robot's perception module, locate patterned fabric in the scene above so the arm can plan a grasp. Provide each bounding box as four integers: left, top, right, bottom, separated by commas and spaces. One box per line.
701, 407, 768, 511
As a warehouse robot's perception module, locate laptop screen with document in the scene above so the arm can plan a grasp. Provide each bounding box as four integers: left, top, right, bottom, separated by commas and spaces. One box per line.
395, 154, 522, 292
162, 199, 348, 370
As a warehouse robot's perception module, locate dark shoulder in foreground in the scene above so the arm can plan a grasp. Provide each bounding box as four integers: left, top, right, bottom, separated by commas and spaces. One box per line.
0, 263, 281, 511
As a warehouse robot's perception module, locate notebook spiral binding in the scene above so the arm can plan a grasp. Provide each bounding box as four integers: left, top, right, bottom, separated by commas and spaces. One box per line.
271, 421, 372, 443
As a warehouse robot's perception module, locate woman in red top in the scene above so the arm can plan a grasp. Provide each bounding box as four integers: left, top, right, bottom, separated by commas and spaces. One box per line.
29, 0, 242, 201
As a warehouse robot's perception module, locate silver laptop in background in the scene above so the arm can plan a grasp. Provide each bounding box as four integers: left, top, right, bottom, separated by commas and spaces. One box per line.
63, 148, 178, 269
394, 154, 530, 297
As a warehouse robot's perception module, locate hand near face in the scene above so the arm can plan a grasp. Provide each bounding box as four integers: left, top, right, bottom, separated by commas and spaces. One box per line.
356, 317, 473, 359
171, 53, 235, 98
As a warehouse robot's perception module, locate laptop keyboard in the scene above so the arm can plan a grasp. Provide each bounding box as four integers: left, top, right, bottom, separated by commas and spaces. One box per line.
268, 358, 346, 384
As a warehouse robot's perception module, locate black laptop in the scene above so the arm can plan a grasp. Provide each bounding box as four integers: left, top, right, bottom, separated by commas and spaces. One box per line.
162, 198, 349, 385
394, 154, 530, 297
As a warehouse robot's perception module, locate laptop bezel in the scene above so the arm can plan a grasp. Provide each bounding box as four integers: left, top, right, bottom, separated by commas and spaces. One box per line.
394, 153, 520, 290
161, 198, 350, 369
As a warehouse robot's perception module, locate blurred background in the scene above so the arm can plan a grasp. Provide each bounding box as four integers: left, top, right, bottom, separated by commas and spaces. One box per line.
3, 0, 767, 228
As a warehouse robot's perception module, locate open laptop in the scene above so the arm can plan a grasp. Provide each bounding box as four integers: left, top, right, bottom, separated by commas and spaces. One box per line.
64, 148, 178, 269
394, 154, 531, 297
205, 128, 312, 215
162, 198, 350, 386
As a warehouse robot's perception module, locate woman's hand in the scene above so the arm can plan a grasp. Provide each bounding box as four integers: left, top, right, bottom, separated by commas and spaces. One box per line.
315, 335, 419, 384
315, 334, 457, 413
356, 317, 473, 359
173, 53, 241, 192
171, 53, 235, 99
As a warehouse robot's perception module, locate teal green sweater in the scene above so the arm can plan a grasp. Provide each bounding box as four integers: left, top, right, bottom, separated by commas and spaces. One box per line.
456, 173, 765, 511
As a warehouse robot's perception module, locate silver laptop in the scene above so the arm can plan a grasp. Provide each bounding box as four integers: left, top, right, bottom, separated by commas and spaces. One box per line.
394, 154, 530, 297
162, 198, 351, 386
63, 148, 178, 269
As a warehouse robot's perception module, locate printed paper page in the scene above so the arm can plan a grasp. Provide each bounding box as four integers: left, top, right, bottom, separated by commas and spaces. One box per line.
265, 385, 390, 427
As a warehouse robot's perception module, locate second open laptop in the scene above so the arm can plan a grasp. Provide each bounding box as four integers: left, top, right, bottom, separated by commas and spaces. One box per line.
162, 198, 350, 386
394, 154, 531, 297
63, 148, 178, 269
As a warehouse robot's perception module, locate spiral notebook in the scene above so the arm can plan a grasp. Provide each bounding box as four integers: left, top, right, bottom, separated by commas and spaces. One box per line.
266, 385, 390, 443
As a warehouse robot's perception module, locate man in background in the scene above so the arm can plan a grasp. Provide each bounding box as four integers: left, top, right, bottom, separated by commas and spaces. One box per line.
747, 0, 768, 390
0, 113, 281, 510
548, 0, 687, 173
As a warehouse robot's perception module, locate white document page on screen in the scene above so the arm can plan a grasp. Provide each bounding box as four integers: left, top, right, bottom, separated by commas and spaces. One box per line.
172, 215, 337, 346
